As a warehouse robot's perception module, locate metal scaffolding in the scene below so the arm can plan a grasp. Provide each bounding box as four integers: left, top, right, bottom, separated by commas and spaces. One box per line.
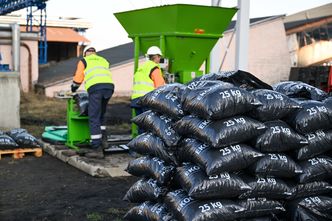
0, 0, 48, 64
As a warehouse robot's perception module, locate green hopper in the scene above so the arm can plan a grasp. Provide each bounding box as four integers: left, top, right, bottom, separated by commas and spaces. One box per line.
114, 4, 237, 83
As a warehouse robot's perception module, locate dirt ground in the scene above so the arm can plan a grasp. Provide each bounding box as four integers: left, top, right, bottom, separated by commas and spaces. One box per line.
0, 93, 138, 221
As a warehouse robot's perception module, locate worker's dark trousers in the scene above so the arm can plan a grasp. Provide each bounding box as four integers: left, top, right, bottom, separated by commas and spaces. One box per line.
88, 89, 113, 149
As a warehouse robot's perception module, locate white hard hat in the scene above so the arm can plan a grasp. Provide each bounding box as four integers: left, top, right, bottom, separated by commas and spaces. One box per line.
146, 46, 162, 56
83, 45, 97, 54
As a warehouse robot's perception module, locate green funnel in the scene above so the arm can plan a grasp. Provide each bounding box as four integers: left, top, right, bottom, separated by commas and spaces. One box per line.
114, 4, 237, 83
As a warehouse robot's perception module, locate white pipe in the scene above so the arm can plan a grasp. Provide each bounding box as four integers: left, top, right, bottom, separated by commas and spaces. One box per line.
209, 0, 223, 73
12, 23, 20, 72
235, 0, 250, 71
0, 23, 20, 72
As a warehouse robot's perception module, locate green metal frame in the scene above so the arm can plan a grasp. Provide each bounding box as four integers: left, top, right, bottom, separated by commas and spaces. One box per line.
115, 4, 237, 137
65, 98, 90, 150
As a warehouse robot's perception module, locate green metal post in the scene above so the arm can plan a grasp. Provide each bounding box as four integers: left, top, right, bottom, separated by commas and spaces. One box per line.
205, 54, 210, 74
131, 36, 140, 138
134, 36, 140, 72
160, 35, 166, 56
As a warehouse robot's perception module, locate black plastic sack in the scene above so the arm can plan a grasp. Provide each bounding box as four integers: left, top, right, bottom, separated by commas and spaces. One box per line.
73, 92, 89, 116
182, 85, 261, 120
0, 134, 19, 149
250, 153, 302, 178
254, 120, 308, 152
288, 196, 332, 221
217, 70, 273, 91
176, 163, 251, 200
250, 89, 301, 121
182, 80, 234, 105
178, 139, 264, 175
237, 199, 285, 219
164, 189, 245, 221
323, 96, 332, 110
273, 81, 328, 101
6, 128, 27, 137
175, 115, 266, 148
123, 178, 168, 203
298, 156, 332, 183
296, 130, 332, 160
127, 133, 177, 164
239, 175, 292, 200
291, 181, 332, 199
7, 130, 41, 148
238, 215, 281, 221
285, 100, 332, 134
138, 83, 186, 119
132, 111, 181, 147
124, 201, 176, 221
125, 156, 175, 185
187, 71, 235, 83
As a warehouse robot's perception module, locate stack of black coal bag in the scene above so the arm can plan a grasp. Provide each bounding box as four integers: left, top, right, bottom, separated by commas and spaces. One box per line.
272, 81, 332, 221
123, 83, 186, 221
169, 73, 290, 221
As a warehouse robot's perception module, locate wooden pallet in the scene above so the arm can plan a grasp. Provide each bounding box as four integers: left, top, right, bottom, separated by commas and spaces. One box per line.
0, 148, 43, 160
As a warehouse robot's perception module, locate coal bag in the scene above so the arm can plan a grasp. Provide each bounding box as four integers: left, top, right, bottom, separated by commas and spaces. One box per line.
124, 201, 176, 221
176, 163, 251, 199
164, 189, 246, 221
291, 181, 332, 199
273, 81, 328, 101
298, 156, 332, 183
178, 139, 264, 175
73, 92, 89, 116
254, 120, 308, 152
0, 134, 19, 149
132, 111, 181, 147
8, 132, 41, 148
324, 96, 332, 110
6, 128, 27, 137
287, 196, 332, 221
250, 89, 301, 121
125, 156, 175, 185
138, 83, 186, 119
182, 85, 261, 120
296, 130, 332, 160
127, 133, 178, 164
237, 198, 285, 218
175, 115, 266, 148
216, 70, 273, 91
187, 71, 235, 83
250, 153, 302, 178
285, 100, 332, 134
123, 178, 168, 203
239, 175, 292, 200
182, 80, 234, 105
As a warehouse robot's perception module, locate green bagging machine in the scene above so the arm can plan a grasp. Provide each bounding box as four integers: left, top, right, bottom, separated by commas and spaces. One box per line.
114, 4, 237, 83
114, 4, 237, 137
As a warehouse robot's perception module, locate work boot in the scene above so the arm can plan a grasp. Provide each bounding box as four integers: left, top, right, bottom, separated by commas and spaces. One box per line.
101, 130, 109, 149
85, 146, 104, 159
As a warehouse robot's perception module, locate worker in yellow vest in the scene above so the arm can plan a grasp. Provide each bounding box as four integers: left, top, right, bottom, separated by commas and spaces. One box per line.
131, 46, 166, 134
71, 45, 114, 158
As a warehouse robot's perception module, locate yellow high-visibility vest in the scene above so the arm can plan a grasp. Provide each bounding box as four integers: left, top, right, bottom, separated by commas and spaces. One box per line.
131, 60, 160, 99
84, 54, 113, 90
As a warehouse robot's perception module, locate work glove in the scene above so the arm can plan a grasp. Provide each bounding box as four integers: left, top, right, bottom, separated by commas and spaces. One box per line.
71, 83, 80, 93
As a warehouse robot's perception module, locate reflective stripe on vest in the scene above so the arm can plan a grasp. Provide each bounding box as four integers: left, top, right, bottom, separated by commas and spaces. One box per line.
84, 54, 113, 90
131, 60, 159, 100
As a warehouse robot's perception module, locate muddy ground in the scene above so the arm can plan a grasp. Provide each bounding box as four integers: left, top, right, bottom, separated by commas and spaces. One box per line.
0, 97, 138, 221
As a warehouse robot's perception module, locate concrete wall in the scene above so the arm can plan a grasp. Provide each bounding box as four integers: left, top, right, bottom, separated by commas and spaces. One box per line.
44, 58, 146, 97
0, 72, 20, 128
219, 17, 291, 85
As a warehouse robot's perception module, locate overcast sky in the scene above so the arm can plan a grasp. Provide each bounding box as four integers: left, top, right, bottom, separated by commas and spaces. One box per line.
45, 0, 332, 50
